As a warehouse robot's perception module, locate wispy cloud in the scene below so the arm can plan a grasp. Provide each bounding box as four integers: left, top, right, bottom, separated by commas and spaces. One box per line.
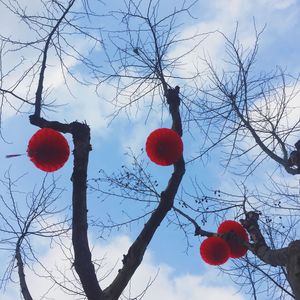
3, 235, 246, 300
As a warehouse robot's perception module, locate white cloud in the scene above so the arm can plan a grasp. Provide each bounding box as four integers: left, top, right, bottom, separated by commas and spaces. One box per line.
119, 113, 165, 156
263, 0, 297, 10
0, 0, 103, 123
3, 235, 246, 300
167, 0, 300, 80
51, 80, 115, 136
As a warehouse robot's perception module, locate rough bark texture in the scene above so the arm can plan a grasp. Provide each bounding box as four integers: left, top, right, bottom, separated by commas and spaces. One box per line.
241, 211, 300, 299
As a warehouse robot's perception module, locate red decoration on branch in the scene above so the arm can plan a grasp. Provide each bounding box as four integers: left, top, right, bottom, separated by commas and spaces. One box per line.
27, 128, 70, 172
200, 236, 230, 266
145, 128, 183, 166
217, 220, 249, 258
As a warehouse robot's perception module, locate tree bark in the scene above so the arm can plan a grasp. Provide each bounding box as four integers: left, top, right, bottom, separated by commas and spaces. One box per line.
29, 116, 104, 300
30, 85, 185, 300
286, 241, 300, 299
16, 243, 33, 300
71, 122, 104, 300
241, 212, 300, 299
103, 87, 185, 300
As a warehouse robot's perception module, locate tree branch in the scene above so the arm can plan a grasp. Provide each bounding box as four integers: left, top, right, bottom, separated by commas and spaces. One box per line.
240, 211, 288, 266
241, 211, 300, 299
230, 94, 300, 175
172, 206, 214, 237
15, 242, 33, 300
70, 121, 104, 300
34, 0, 75, 117
103, 87, 185, 300
29, 115, 104, 300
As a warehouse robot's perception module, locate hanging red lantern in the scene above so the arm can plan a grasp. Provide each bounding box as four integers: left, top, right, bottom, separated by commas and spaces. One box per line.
217, 220, 249, 258
27, 128, 70, 172
145, 128, 183, 166
200, 236, 230, 266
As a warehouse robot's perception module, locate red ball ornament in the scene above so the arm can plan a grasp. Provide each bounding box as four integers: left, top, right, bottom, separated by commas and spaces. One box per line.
27, 128, 70, 172
217, 220, 249, 258
200, 236, 230, 266
145, 128, 183, 166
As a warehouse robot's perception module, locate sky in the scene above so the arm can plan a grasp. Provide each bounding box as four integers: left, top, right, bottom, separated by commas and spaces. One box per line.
0, 0, 300, 299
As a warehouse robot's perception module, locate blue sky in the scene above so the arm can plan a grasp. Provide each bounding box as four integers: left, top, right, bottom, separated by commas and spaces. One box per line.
0, 0, 300, 299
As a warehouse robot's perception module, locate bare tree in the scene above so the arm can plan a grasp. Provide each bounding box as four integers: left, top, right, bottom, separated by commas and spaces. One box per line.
0, 0, 300, 300
0, 1, 186, 299
184, 25, 300, 299
191, 25, 300, 176
0, 171, 69, 300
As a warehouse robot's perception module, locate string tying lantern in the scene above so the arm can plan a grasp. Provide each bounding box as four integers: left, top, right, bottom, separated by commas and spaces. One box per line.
200, 236, 230, 266
217, 220, 249, 258
145, 128, 183, 166
27, 128, 70, 172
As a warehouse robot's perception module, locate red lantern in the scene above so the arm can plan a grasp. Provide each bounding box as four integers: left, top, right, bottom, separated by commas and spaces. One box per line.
217, 220, 249, 258
27, 128, 70, 172
145, 128, 183, 166
200, 236, 230, 266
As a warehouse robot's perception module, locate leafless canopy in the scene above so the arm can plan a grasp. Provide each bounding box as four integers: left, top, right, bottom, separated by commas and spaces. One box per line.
0, 1, 299, 300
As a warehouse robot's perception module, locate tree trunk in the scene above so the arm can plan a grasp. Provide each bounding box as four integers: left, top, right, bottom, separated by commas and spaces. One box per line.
16, 244, 33, 300
287, 241, 300, 299
241, 212, 300, 299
